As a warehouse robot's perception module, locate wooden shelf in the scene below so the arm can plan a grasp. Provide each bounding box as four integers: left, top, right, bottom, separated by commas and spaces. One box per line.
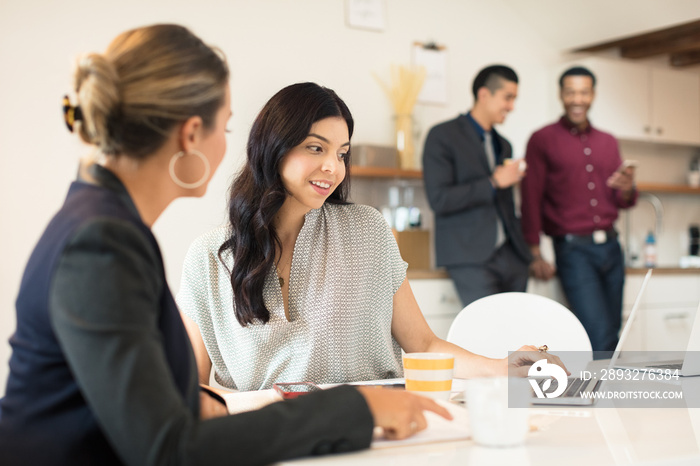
351, 167, 700, 195
351, 166, 423, 179
637, 182, 700, 194
351, 169, 700, 195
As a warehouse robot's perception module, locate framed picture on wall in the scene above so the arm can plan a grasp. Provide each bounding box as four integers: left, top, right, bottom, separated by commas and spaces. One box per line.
345, 0, 386, 32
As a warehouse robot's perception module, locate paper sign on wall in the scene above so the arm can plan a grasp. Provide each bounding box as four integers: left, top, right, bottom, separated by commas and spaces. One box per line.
412, 43, 447, 105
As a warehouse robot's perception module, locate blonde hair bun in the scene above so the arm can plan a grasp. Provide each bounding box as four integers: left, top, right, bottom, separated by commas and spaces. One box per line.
74, 53, 120, 151
71, 24, 229, 159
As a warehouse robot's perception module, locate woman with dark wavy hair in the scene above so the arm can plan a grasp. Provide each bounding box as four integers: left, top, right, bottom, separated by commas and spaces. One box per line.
221, 82, 353, 327
178, 82, 558, 392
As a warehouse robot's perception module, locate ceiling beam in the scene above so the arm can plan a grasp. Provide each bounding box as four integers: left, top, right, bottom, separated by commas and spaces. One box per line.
671, 49, 700, 67
620, 30, 700, 59
573, 19, 700, 57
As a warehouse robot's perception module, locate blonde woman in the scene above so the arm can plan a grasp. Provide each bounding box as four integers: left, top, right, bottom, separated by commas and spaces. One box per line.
0, 25, 449, 466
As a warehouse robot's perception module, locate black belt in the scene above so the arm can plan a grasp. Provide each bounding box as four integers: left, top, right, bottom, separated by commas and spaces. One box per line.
554, 228, 618, 245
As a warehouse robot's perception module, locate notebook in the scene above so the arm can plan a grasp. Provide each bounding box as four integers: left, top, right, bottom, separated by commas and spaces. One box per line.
530, 269, 654, 406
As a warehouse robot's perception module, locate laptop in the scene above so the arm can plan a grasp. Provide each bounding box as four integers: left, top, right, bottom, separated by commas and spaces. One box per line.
530, 269, 654, 405
613, 293, 700, 377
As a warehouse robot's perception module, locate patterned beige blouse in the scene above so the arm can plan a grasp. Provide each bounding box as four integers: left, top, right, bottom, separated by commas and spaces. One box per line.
177, 203, 408, 391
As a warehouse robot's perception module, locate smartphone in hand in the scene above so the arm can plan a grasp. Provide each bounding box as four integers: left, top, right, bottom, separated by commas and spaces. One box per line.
273, 382, 321, 399
618, 159, 639, 172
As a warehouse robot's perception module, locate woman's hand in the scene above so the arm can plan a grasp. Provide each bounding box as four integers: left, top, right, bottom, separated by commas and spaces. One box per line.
356, 386, 453, 440
506, 345, 570, 378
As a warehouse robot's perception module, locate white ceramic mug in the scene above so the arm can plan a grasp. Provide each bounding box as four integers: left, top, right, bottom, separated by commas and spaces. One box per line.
465, 377, 531, 447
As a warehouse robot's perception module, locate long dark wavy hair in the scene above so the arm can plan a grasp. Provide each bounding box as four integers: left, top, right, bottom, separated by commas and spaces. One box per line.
219, 82, 354, 326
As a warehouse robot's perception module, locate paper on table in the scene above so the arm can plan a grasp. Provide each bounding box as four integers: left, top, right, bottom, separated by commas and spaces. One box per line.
371, 400, 470, 449
222, 389, 281, 415
221, 379, 406, 416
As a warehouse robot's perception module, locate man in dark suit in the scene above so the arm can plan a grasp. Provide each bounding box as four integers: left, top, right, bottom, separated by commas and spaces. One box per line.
422, 65, 532, 306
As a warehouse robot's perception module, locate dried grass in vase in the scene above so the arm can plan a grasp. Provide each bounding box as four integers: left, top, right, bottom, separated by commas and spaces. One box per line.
374, 65, 426, 169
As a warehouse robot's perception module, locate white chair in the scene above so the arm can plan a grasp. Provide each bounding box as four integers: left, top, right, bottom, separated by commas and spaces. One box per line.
446, 292, 592, 371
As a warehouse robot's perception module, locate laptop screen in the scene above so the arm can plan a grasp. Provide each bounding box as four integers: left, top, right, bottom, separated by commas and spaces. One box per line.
608, 269, 653, 370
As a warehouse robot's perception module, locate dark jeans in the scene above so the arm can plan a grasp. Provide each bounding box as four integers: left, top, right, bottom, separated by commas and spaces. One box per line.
447, 240, 529, 308
554, 237, 625, 353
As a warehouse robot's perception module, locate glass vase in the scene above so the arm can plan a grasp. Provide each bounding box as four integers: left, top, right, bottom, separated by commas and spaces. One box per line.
395, 114, 416, 170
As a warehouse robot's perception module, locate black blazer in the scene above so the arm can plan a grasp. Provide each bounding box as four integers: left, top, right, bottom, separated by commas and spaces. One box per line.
0, 164, 373, 465
422, 115, 531, 267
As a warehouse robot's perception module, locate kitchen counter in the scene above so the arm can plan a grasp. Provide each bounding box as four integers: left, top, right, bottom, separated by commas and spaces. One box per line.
407, 269, 450, 279
625, 267, 700, 275
407, 267, 700, 280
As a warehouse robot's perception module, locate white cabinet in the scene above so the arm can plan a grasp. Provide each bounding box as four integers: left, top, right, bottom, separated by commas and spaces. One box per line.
650, 68, 700, 145
580, 58, 650, 141
622, 274, 700, 351
409, 279, 463, 340
410, 273, 700, 349
557, 57, 700, 145
644, 305, 697, 351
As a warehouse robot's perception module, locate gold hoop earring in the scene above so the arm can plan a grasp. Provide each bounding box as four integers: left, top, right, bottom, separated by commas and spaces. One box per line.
169, 150, 211, 189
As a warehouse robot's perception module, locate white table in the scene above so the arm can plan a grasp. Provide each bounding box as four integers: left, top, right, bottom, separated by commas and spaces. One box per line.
221, 377, 700, 466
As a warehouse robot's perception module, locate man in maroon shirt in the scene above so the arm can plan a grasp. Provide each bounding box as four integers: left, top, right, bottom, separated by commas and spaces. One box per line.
520, 66, 637, 353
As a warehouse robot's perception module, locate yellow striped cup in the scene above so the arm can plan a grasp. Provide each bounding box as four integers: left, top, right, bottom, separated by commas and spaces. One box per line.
403, 353, 455, 400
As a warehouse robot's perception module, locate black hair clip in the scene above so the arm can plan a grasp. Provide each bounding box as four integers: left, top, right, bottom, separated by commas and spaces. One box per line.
62, 95, 83, 133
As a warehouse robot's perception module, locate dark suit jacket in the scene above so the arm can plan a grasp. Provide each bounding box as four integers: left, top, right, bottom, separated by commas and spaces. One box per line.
0, 164, 373, 466
422, 114, 531, 267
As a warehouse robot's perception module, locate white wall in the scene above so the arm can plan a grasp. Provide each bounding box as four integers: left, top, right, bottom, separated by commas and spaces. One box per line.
17, 0, 692, 395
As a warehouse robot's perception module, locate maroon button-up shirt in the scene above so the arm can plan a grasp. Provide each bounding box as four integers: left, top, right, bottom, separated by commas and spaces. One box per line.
521, 117, 638, 245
